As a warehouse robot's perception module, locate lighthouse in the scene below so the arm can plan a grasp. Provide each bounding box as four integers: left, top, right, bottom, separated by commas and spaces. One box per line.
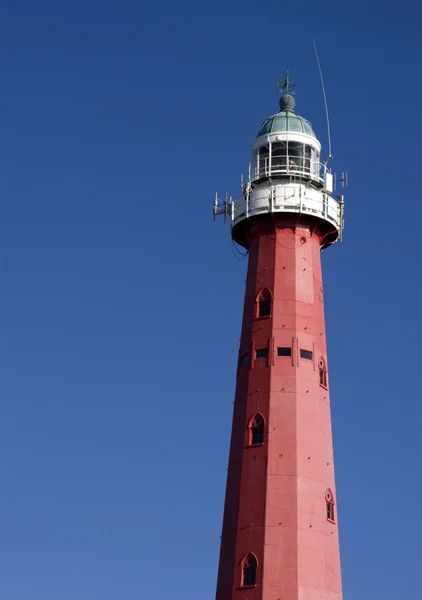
213, 74, 344, 600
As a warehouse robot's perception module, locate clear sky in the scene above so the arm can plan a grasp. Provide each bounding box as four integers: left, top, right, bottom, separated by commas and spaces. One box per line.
2, 0, 422, 598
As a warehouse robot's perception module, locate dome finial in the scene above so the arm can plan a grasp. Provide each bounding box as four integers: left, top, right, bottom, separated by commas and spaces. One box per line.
276, 67, 296, 111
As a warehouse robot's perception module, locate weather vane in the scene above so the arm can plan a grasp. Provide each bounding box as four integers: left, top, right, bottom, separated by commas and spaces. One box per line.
277, 68, 295, 96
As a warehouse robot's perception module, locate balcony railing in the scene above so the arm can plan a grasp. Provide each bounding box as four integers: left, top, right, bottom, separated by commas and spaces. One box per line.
252, 155, 324, 183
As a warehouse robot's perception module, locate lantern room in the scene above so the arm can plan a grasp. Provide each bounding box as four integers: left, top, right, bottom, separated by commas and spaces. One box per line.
213, 74, 344, 249
252, 94, 322, 184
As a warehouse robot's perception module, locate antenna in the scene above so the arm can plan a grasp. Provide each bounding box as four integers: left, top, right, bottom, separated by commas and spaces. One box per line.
312, 38, 332, 160
333, 172, 349, 191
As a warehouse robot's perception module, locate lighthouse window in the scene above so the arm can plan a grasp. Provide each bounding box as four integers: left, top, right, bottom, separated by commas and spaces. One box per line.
240, 354, 249, 365
241, 553, 257, 587
253, 150, 258, 179
300, 349, 313, 360
249, 414, 265, 446
312, 148, 321, 179
258, 145, 269, 178
277, 347, 292, 357
304, 145, 312, 175
271, 141, 287, 171
326, 489, 335, 523
319, 357, 328, 388
287, 142, 304, 171
257, 288, 271, 318
255, 348, 268, 359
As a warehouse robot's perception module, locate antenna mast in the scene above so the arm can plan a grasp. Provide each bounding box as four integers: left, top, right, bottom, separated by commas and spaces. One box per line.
312, 38, 332, 159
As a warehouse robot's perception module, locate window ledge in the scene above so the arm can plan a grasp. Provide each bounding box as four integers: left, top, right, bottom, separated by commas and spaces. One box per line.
245, 443, 265, 449
319, 384, 328, 390
327, 518, 336, 525
254, 315, 271, 321
237, 585, 257, 590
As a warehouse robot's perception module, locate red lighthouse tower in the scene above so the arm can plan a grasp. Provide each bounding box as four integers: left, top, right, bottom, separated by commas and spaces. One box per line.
213, 76, 345, 600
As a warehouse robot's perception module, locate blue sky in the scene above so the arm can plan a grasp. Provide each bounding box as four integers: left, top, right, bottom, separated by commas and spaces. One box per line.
2, 1, 422, 598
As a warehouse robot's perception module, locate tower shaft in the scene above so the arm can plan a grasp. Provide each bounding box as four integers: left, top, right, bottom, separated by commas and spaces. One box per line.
216, 216, 342, 600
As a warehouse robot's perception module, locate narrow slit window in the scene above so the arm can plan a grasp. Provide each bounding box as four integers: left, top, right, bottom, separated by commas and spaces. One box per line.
241, 354, 249, 365
255, 348, 268, 359
249, 414, 265, 446
257, 288, 271, 318
326, 489, 335, 523
319, 357, 328, 387
300, 349, 313, 360
277, 347, 292, 357
241, 553, 257, 587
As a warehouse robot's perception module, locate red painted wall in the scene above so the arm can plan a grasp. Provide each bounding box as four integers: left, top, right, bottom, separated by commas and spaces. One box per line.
215, 217, 342, 600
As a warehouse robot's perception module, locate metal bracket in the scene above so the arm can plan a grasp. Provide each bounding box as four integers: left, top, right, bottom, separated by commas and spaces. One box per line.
213, 192, 233, 225
333, 172, 348, 192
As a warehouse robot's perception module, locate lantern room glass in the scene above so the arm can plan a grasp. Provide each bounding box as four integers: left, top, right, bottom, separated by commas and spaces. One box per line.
253, 141, 320, 181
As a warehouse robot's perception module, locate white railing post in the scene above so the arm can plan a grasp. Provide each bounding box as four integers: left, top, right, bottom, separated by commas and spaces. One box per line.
268, 143, 272, 177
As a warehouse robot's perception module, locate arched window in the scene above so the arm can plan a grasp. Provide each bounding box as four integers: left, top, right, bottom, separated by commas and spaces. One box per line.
241, 553, 257, 587
249, 414, 265, 446
257, 288, 271, 318
326, 489, 335, 523
319, 357, 328, 388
